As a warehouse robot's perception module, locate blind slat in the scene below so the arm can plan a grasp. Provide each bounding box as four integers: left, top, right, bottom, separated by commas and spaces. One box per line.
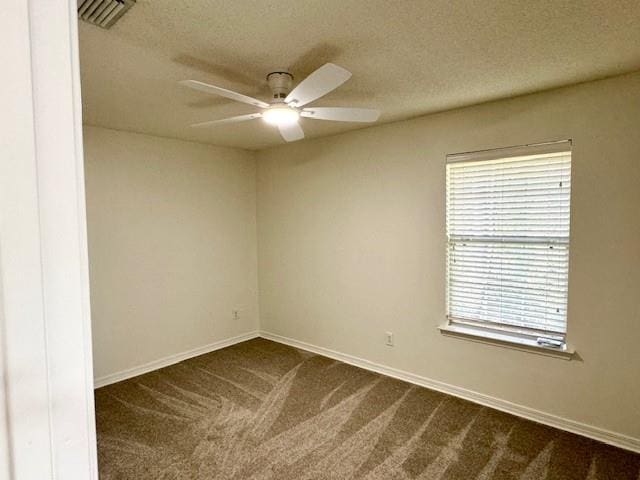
449, 285, 567, 305
450, 164, 570, 181
450, 300, 565, 325
450, 278, 568, 297
450, 165, 570, 182
449, 179, 571, 194
450, 293, 566, 316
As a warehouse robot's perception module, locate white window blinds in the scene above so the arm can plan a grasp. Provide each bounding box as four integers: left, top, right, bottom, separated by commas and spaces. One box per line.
446, 141, 572, 345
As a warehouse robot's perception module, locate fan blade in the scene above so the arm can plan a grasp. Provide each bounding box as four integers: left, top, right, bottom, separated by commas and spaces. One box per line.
173, 54, 259, 88
285, 63, 351, 107
180, 80, 270, 109
191, 113, 262, 128
301, 107, 380, 123
278, 122, 305, 142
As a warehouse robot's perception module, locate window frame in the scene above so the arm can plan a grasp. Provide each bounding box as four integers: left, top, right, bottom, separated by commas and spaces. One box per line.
441, 140, 575, 358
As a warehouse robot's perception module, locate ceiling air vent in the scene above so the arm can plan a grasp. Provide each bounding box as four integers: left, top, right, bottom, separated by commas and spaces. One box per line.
78, 0, 135, 29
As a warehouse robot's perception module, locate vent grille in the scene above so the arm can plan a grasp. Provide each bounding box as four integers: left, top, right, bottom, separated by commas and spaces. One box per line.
78, 0, 135, 29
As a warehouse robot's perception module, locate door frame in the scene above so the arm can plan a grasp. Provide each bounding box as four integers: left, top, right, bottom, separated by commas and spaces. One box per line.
1, 1, 98, 478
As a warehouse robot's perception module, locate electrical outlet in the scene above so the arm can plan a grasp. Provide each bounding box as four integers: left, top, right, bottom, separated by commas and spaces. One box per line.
385, 331, 394, 346
233, 310, 240, 321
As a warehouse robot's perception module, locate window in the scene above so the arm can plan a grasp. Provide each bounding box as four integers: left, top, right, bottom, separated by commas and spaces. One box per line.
445, 141, 572, 351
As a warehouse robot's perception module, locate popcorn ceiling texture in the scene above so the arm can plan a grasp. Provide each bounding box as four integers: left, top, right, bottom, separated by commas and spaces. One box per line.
78, 0, 640, 150
94, 338, 640, 479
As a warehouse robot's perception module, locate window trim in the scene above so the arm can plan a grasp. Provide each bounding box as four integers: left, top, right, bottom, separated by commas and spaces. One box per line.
443, 140, 574, 357
438, 323, 576, 360
446, 139, 572, 163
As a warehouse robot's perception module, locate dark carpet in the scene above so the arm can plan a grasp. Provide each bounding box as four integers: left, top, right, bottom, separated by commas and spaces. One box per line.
95, 338, 640, 479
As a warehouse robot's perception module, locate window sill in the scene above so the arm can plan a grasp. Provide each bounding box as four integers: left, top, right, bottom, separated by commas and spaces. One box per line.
439, 324, 576, 360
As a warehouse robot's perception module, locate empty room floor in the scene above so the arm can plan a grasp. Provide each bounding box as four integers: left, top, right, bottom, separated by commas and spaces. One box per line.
95, 338, 640, 479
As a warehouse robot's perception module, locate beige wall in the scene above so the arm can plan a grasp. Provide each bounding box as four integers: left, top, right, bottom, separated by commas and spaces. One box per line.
256, 72, 640, 439
84, 126, 259, 380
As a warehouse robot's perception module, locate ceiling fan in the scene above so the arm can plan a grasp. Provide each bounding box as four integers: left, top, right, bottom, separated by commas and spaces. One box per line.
179, 63, 380, 142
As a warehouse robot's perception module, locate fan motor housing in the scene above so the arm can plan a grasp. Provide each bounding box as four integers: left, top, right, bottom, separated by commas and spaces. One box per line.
267, 71, 293, 101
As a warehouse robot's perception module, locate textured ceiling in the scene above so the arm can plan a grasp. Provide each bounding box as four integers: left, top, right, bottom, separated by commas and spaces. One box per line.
78, 0, 640, 150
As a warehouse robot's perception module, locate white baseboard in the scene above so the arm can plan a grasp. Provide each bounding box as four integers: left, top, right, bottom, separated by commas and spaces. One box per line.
259, 331, 640, 454
94, 331, 260, 388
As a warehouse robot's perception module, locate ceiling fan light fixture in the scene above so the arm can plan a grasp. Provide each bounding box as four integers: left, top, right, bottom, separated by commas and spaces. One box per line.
262, 107, 300, 126
181, 63, 380, 143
